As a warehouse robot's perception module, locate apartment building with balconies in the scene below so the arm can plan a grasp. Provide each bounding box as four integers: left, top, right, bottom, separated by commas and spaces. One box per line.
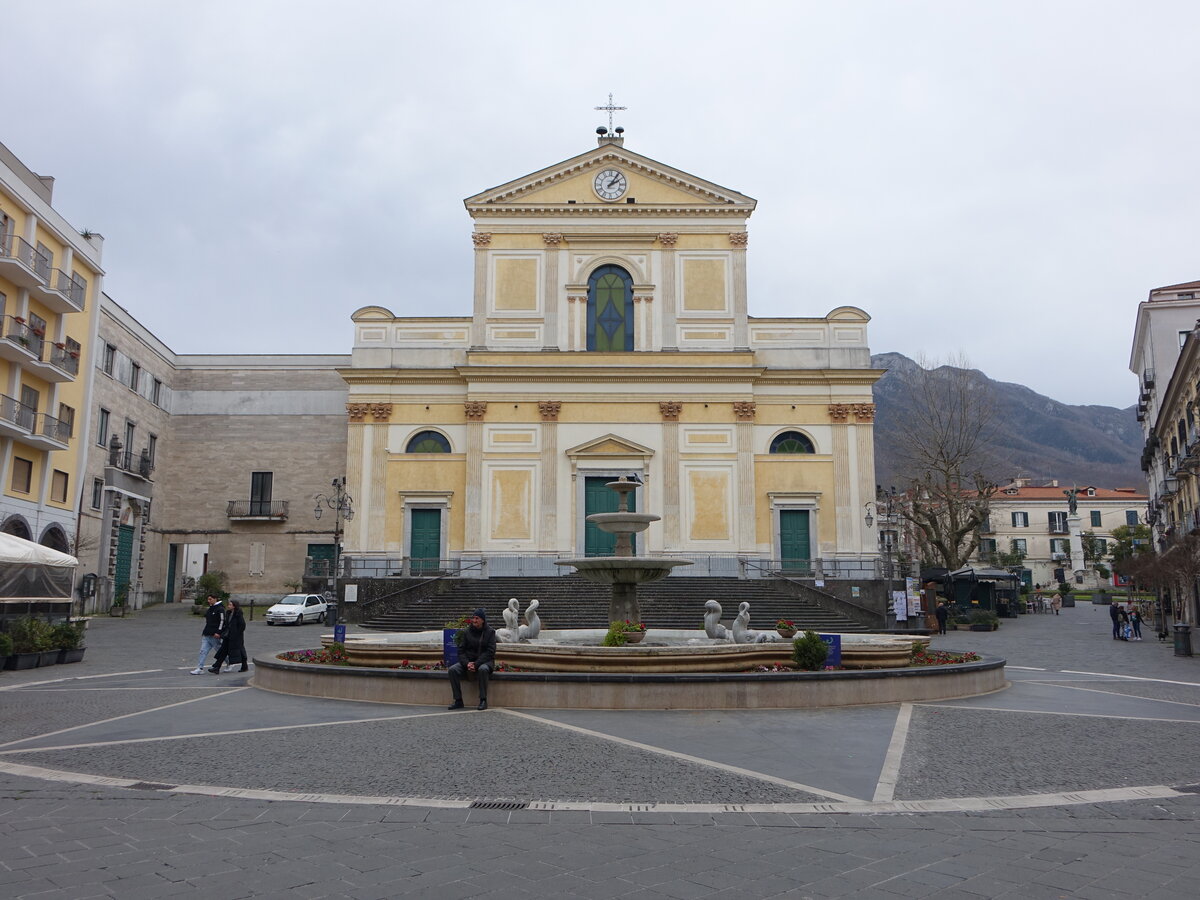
971, 479, 1146, 589
0, 140, 103, 553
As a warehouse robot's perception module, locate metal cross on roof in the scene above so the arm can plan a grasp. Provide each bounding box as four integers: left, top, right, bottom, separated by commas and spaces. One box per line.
594, 92, 626, 131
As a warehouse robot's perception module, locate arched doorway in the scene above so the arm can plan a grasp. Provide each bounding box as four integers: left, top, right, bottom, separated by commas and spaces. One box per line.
1, 515, 32, 541
40, 525, 71, 553
587, 264, 634, 351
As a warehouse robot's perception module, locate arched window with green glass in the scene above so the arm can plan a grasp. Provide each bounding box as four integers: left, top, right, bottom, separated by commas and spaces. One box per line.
406, 431, 451, 453
587, 264, 634, 351
769, 431, 816, 454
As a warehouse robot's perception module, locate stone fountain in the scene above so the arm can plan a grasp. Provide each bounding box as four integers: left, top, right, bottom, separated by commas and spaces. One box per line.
554, 475, 692, 623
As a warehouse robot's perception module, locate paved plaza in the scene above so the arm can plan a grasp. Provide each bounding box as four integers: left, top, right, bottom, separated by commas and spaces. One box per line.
1, 600, 1198, 898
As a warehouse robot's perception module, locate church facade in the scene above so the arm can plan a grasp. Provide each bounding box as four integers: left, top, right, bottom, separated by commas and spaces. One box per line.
341, 136, 883, 579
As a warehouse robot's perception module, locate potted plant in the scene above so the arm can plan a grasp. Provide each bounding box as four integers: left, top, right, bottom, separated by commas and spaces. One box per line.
0, 632, 12, 670
110, 588, 128, 617
776, 618, 798, 639
968, 610, 1000, 632
791, 630, 830, 671
603, 620, 646, 646
51, 622, 86, 664
5, 617, 52, 668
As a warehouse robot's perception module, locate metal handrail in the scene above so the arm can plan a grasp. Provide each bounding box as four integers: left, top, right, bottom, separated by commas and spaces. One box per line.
0, 394, 35, 430
47, 344, 80, 375
33, 413, 70, 443
52, 269, 87, 308
0, 234, 50, 278
740, 556, 883, 618
226, 499, 288, 518
3, 315, 44, 357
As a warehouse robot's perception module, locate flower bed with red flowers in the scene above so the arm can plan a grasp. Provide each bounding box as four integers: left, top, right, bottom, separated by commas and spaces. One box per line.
911, 648, 981, 666
277, 642, 349, 666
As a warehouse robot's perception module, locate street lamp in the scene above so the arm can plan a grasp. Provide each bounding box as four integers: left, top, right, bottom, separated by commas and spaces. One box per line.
313, 477, 354, 619
865, 487, 901, 627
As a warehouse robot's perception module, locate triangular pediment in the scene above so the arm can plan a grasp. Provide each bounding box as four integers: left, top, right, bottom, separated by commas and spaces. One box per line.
465, 144, 756, 215
565, 433, 656, 459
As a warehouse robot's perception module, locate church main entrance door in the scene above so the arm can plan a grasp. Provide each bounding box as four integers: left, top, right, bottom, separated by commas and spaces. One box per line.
779, 510, 811, 574
410, 508, 441, 573
584, 476, 635, 556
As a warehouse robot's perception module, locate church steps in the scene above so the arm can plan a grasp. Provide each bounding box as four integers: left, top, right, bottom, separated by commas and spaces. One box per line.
360, 576, 870, 633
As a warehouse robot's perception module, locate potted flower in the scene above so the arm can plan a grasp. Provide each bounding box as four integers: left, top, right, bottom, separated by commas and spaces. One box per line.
603, 620, 646, 646
110, 588, 128, 617
776, 618, 798, 639
51, 622, 86, 664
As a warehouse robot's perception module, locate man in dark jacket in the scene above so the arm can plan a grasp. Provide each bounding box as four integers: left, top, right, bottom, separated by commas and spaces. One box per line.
191, 595, 225, 674
1109, 599, 1121, 640
448, 607, 496, 710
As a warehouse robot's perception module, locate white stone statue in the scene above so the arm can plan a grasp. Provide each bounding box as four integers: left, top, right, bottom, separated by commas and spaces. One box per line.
732, 601, 772, 644
518, 598, 541, 641
496, 597, 521, 643
704, 600, 730, 641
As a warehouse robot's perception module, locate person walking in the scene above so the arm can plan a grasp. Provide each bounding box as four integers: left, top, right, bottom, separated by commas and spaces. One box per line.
191, 595, 225, 674
1109, 600, 1121, 640
934, 600, 949, 635
1129, 604, 1143, 641
210, 599, 248, 673
1050, 593, 1061, 616
447, 608, 496, 711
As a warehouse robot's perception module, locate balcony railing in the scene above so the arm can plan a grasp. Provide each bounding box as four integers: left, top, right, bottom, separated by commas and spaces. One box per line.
52, 269, 87, 309
46, 344, 80, 376
108, 449, 154, 479
2, 316, 45, 357
0, 394, 35, 431
226, 499, 289, 519
32, 413, 70, 444
0, 233, 50, 279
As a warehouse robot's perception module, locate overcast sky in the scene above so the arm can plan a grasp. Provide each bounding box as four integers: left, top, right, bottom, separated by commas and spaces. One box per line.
4, 1, 1197, 407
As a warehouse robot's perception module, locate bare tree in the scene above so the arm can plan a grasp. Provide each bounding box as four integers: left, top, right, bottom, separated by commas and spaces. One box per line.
892, 355, 998, 571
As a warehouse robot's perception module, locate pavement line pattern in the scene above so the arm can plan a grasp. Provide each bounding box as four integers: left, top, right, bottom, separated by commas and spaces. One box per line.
498, 707, 860, 803
872, 702, 912, 803
0, 668, 162, 691
0, 756, 1185, 815
0, 687, 246, 750
1023, 679, 1200, 708
1061, 670, 1200, 686
0, 707, 463, 754
918, 702, 1200, 724
1007, 665, 1047, 670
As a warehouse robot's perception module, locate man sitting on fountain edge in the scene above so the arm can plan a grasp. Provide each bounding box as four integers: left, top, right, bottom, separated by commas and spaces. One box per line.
448, 608, 497, 711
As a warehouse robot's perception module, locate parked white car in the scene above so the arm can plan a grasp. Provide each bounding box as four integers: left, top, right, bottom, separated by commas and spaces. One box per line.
265, 593, 328, 625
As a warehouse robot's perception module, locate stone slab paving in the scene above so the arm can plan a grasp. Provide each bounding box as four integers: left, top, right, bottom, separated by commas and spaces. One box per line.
0, 600, 1198, 897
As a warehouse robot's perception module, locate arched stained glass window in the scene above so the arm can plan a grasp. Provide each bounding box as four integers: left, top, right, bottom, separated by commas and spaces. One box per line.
587, 264, 634, 351
406, 431, 451, 453
770, 431, 815, 454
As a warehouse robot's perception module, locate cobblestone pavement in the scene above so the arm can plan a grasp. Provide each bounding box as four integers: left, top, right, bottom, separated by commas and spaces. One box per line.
1, 601, 1198, 898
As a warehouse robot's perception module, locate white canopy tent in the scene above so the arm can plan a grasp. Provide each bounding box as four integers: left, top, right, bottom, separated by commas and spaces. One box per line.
0, 532, 77, 606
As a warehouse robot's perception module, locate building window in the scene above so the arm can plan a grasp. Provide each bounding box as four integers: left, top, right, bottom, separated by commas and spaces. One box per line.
1050, 538, 1069, 555
124, 421, 135, 453
96, 408, 110, 446
147, 433, 157, 463
1048, 511, 1068, 533
152, 378, 162, 405
1011, 511, 1028, 528
587, 264, 634, 352
1093, 537, 1108, 554
102, 344, 116, 375
405, 431, 451, 453
50, 470, 68, 503
1126, 510, 1139, 526
250, 471, 273, 516
129, 362, 140, 392
979, 538, 997, 555
769, 431, 816, 454
1090, 510, 1102, 527
11, 457, 32, 493
1011, 538, 1027, 554
91, 478, 104, 510
58, 403, 75, 438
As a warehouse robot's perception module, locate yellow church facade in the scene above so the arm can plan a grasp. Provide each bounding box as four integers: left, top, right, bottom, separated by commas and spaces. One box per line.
341, 137, 882, 579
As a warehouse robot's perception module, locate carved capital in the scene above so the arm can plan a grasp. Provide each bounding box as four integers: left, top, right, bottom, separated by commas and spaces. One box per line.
633, 294, 653, 304
733, 401, 757, 422
538, 401, 562, 422
471, 232, 492, 247
852, 403, 876, 422
828, 403, 850, 422
542, 233, 563, 246
659, 401, 683, 421
369, 403, 393, 422
464, 401, 488, 421
728, 231, 749, 247
657, 232, 679, 247
347, 403, 369, 422
567, 295, 586, 304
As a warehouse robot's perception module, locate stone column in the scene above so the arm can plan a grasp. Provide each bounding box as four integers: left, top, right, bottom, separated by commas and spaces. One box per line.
567, 295, 586, 350
660, 401, 683, 548
829, 404, 853, 556
368, 404, 392, 552
657, 234, 678, 351
463, 401, 488, 553
730, 232, 749, 350
852, 404, 877, 555
733, 401, 757, 552
634, 295, 654, 350
542, 234, 561, 350
344, 404, 368, 551
539, 401, 561, 551
470, 233, 491, 349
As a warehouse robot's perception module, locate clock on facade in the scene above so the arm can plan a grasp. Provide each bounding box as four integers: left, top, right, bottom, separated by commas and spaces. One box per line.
593, 168, 627, 201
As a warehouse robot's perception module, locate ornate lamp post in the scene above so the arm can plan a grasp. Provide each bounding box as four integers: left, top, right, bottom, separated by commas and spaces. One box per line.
313, 477, 354, 619
865, 487, 901, 627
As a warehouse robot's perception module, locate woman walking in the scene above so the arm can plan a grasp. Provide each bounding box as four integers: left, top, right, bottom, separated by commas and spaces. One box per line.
210, 599, 248, 673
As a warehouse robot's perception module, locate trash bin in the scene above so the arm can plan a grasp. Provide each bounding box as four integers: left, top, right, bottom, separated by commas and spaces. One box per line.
1174, 624, 1192, 657
324, 605, 337, 627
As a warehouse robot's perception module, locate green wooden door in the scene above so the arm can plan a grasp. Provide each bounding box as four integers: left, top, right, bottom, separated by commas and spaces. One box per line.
114, 525, 134, 601
307, 543, 336, 579
410, 509, 441, 573
779, 510, 811, 574
584, 476, 635, 556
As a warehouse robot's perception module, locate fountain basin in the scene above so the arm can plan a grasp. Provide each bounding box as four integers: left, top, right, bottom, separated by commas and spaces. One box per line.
554, 557, 692, 584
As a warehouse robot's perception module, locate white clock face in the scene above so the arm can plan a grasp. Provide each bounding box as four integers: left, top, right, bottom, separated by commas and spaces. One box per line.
593, 168, 627, 201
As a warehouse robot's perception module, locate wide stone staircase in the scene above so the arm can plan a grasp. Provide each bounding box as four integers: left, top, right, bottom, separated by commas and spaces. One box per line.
360, 575, 871, 633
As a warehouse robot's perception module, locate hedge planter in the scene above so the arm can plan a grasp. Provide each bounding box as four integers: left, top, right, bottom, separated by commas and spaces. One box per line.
4, 652, 41, 670
37, 651, 59, 667
57, 648, 86, 664
969, 624, 993, 632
